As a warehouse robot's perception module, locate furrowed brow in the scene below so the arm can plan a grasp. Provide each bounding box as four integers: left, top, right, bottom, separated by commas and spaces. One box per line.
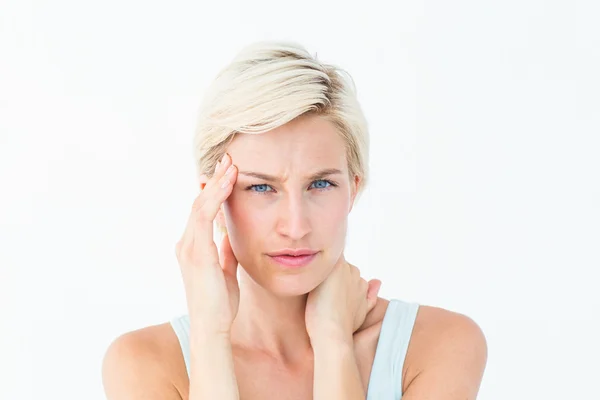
307, 168, 343, 181
238, 168, 343, 183
238, 171, 278, 182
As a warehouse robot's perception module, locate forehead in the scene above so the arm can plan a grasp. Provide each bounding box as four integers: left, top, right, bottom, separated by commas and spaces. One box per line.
227, 115, 347, 171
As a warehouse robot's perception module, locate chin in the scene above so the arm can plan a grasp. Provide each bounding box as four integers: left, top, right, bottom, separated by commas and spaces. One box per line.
264, 274, 322, 297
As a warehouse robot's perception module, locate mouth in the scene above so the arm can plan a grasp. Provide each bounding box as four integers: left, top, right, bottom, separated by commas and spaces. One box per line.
266, 250, 319, 268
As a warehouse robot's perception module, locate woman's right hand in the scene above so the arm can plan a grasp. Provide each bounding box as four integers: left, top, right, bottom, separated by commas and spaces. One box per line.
175, 153, 239, 337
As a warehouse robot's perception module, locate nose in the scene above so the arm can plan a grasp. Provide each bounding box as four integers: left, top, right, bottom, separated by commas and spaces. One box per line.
275, 193, 312, 241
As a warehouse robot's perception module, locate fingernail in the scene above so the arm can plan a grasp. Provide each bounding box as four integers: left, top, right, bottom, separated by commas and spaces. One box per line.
225, 165, 234, 175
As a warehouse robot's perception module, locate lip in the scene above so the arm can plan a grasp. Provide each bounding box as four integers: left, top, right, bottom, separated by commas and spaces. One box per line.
266, 249, 319, 269
267, 248, 318, 257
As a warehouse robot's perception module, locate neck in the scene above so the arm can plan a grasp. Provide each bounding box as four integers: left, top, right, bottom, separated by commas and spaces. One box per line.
230, 268, 313, 364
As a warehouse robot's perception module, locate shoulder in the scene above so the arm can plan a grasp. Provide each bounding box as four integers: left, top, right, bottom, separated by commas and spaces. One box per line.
402, 304, 488, 398
102, 322, 188, 400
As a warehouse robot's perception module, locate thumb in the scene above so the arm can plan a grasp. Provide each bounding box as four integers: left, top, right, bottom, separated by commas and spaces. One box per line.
366, 279, 382, 312
219, 233, 238, 278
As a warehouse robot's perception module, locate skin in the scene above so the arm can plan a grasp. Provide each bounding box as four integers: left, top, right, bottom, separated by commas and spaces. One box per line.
222, 112, 373, 358
102, 113, 488, 399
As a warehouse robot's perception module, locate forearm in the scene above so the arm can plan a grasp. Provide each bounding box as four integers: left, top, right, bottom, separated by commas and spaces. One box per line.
188, 329, 239, 400
312, 336, 365, 400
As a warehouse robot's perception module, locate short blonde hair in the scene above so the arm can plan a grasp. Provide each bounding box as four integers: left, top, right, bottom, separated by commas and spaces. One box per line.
193, 40, 370, 197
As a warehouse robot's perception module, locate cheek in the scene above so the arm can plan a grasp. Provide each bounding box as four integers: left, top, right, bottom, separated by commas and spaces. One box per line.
223, 194, 266, 236
222, 198, 254, 262
223, 196, 245, 231
325, 208, 349, 240
311, 193, 350, 233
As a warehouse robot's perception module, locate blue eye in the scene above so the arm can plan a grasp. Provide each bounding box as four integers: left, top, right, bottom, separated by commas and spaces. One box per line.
310, 179, 332, 189
249, 184, 273, 193
246, 179, 337, 194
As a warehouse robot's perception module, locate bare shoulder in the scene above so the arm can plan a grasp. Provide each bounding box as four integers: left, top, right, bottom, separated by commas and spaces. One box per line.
102, 322, 188, 400
402, 304, 488, 399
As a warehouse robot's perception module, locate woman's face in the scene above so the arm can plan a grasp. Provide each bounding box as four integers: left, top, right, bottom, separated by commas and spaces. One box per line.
221, 114, 359, 296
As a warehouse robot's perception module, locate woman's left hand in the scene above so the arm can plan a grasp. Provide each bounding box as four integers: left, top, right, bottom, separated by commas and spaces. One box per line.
305, 254, 382, 345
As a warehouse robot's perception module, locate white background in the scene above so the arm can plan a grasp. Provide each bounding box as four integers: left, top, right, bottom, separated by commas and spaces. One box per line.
1, 0, 599, 399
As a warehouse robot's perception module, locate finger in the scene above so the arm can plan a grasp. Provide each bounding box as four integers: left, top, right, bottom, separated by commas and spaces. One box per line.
347, 262, 360, 277
202, 157, 237, 214
183, 204, 195, 244
366, 279, 382, 311
220, 233, 238, 278
178, 161, 219, 254
336, 253, 347, 268
178, 155, 235, 260
203, 153, 232, 193
176, 198, 197, 258
360, 277, 368, 294
192, 154, 238, 241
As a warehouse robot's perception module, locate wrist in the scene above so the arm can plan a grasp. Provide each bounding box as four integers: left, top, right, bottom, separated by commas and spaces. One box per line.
189, 316, 232, 340
312, 337, 364, 399
188, 329, 239, 400
309, 327, 354, 350
190, 328, 231, 347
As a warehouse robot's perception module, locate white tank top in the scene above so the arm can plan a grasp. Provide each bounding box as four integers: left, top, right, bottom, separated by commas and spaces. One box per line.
170, 298, 419, 399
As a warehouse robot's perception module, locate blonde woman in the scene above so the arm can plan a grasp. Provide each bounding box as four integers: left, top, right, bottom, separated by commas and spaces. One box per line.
102, 41, 487, 400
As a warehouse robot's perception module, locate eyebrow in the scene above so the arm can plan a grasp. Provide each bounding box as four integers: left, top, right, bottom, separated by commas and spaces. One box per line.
238, 168, 343, 183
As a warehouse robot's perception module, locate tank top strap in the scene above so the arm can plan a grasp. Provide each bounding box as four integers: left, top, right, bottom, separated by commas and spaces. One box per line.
170, 299, 419, 400
169, 314, 192, 377
366, 299, 420, 399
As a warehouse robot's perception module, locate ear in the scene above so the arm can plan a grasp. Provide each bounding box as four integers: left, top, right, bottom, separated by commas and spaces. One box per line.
348, 175, 361, 213
198, 173, 209, 191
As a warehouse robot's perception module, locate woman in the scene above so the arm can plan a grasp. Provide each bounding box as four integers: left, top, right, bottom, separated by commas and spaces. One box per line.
102, 41, 487, 399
